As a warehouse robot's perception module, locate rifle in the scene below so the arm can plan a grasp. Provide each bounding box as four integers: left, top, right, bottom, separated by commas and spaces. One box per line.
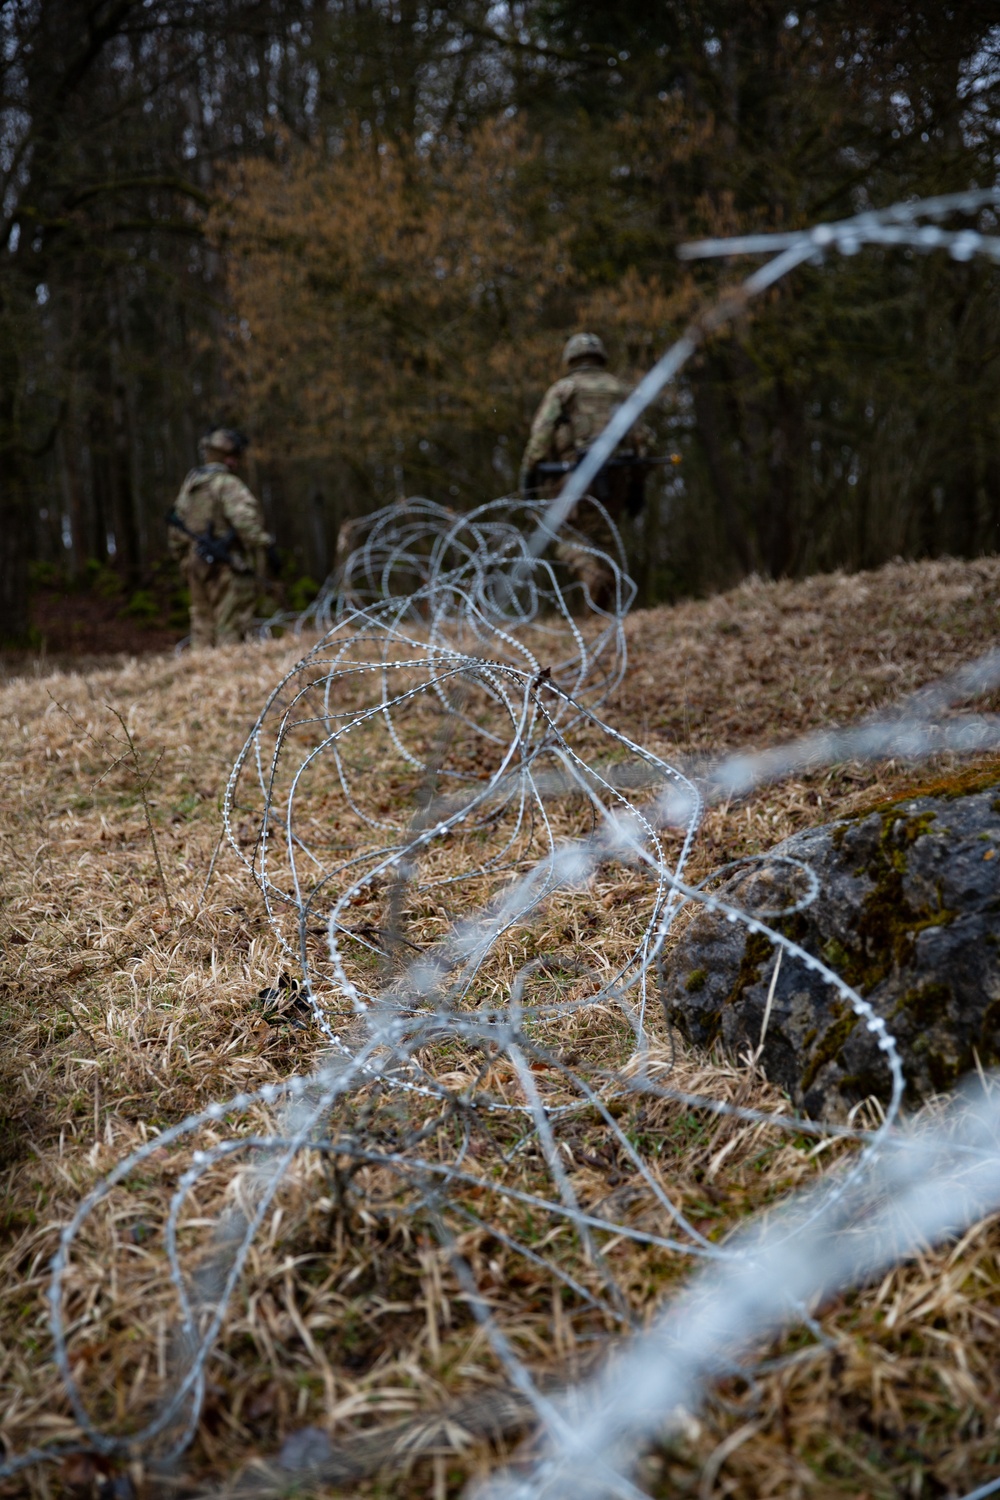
533, 450, 681, 478
525, 450, 682, 515
166, 510, 238, 567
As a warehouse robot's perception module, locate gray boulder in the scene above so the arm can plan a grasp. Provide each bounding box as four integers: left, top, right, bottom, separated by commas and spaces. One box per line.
663, 777, 1000, 1118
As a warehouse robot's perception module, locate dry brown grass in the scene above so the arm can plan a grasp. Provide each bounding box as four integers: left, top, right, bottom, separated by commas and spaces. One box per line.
2, 553, 1000, 1499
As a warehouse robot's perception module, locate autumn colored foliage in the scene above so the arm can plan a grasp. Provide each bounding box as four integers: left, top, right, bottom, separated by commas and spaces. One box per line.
215, 114, 696, 500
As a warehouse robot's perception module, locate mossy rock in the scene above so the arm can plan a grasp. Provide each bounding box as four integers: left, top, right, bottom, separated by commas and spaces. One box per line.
663, 779, 1000, 1118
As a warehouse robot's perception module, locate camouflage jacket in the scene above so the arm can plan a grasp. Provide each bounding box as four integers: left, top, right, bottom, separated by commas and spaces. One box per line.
521, 366, 646, 472
168, 464, 271, 568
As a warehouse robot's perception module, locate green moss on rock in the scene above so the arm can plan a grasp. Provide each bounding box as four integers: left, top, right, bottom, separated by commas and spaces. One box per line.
668, 774, 1000, 1116
800, 1008, 858, 1094
724, 930, 774, 1013
838, 808, 954, 994
891, 981, 952, 1027
853, 766, 1000, 815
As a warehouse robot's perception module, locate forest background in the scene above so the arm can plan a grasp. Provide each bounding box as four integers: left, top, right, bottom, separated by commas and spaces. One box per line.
3, 0, 1000, 643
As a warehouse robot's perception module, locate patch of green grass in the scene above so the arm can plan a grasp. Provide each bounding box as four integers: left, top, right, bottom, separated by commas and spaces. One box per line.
121, 588, 160, 622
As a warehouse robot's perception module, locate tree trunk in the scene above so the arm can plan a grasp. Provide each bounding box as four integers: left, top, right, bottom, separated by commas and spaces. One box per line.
0, 314, 33, 640
691, 370, 754, 576
0, 462, 33, 643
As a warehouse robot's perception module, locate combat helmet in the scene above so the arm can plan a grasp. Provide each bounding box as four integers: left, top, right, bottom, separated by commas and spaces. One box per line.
199, 426, 249, 462
562, 332, 607, 369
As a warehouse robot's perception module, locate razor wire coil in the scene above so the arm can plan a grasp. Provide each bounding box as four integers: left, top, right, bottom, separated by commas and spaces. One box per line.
11, 190, 1000, 1498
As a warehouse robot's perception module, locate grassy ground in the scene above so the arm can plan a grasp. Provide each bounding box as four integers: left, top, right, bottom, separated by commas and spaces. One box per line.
1, 554, 999, 1499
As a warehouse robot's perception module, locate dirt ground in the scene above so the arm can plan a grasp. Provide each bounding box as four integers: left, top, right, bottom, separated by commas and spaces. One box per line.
0, 585, 183, 687
2, 553, 1000, 1500
31, 587, 183, 658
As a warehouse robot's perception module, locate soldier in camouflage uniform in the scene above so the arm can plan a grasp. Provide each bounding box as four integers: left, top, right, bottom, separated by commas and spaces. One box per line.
168, 428, 273, 648
520, 332, 647, 609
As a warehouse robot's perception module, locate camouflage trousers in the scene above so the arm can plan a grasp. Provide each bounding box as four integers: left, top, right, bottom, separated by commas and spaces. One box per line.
553, 467, 638, 613
185, 557, 258, 648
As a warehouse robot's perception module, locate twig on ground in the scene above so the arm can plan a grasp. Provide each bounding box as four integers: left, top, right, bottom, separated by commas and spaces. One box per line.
106, 704, 174, 920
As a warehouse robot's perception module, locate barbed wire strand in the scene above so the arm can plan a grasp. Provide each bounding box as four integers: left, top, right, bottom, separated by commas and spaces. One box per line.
7, 191, 1000, 1498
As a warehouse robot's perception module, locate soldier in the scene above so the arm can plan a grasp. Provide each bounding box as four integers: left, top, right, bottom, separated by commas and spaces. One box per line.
520, 332, 647, 609
167, 428, 274, 648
